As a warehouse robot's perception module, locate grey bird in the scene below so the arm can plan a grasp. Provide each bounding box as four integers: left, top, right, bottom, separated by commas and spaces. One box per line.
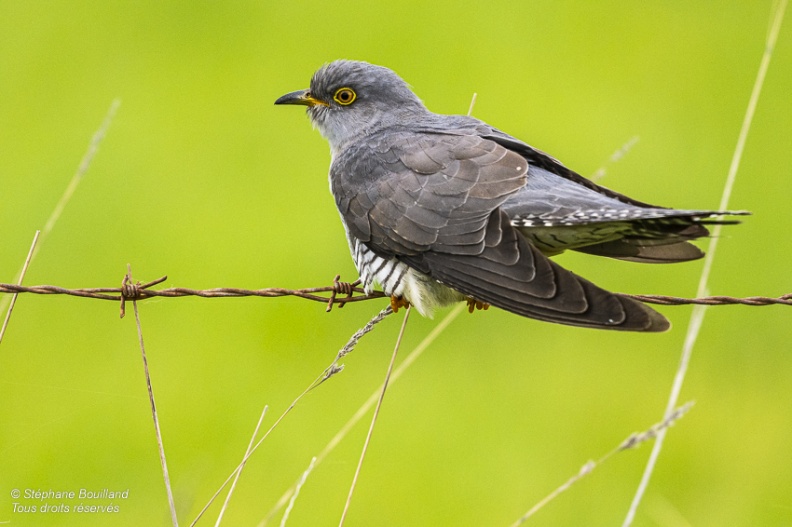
275, 60, 746, 332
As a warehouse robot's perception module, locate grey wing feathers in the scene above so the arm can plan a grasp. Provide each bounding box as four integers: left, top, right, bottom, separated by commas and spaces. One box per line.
501, 165, 748, 262
333, 131, 669, 331
402, 210, 668, 331
481, 128, 659, 208
504, 166, 742, 228
573, 239, 705, 263
333, 132, 528, 256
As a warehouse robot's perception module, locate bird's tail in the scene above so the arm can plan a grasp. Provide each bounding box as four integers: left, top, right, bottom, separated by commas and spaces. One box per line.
406, 211, 671, 331
572, 211, 748, 263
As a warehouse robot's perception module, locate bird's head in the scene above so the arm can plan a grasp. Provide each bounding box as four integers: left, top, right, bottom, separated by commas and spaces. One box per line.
275, 60, 428, 152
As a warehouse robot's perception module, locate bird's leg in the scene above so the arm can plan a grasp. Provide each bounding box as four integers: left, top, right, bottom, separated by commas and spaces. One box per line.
466, 297, 490, 313
390, 295, 411, 313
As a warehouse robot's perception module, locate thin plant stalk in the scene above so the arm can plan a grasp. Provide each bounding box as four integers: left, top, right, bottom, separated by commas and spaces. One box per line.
279, 457, 317, 527
130, 265, 179, 527
214, 405, 269, 526
260, 303, 465, 526
511, 403, 693, 526
622, 2, 787, 525
0, 99, 119, 332
338, 307, 411, 527
191, 308, 393, 527
0, 231, 40, 346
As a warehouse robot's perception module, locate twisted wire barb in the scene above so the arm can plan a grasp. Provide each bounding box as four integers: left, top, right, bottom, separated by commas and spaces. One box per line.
0, 275, 790, 317
625, 292, 792, 307
0, 274, 383, 318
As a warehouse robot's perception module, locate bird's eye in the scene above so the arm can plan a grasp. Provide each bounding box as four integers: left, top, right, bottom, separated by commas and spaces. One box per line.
333, 87, 357, 106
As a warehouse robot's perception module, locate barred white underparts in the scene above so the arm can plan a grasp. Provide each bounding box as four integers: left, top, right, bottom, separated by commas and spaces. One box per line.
352, 238, 464, 316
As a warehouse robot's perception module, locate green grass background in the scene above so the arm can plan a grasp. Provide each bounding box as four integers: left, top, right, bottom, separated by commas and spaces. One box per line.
1, 1, 791, 525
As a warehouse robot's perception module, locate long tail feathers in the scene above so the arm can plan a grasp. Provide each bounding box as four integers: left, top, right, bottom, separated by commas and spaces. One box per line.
404, 212, 670, 331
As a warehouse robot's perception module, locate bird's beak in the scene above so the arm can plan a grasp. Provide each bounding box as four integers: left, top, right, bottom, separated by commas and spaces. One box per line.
274, 89, 329, 107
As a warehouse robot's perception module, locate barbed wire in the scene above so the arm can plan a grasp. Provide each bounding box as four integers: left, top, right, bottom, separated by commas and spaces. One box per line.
626, 293, 792, 306
0, 270, 790, 318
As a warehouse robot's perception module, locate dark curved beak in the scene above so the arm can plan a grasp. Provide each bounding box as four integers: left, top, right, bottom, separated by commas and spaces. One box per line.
274, 89, 328, 107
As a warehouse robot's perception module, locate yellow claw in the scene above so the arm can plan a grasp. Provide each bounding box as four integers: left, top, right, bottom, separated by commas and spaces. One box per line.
390, 295, 410, 313
466, 298, 490, 313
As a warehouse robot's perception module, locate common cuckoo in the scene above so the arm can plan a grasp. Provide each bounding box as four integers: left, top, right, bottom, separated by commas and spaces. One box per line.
275, 60, 745, 332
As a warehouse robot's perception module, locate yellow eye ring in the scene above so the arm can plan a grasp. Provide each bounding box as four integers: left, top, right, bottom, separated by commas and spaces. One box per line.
333, 87, 356, 106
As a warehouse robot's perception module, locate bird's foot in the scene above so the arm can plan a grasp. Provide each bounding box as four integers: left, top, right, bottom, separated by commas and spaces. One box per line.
466, 298, 490, 313
390, 295, 411, 313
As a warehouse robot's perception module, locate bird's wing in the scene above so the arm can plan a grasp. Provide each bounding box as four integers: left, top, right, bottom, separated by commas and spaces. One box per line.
333, 131, 526, 256
332, 131, 668, 331
420, 121, 745, 263
413, 118, 660, 208
503, 165, 739, 227
480, 128, 662, 208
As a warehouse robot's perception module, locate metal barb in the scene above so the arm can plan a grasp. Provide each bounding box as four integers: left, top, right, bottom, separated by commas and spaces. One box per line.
0, 271, 789, 314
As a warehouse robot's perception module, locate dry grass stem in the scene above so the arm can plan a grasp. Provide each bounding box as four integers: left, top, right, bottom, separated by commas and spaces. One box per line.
619, 402, 694, 451
0, 230, 40, 346
277, 457, 317, 527
467, 92, 478, 117
41, 99, 121, 239
591, 135, 640, 181
215, 405, 269, 527
511, 402, 694, 526
622, 3, 787, 525
262, 303, 465, 525
190, 384, 315, 527
329, 307, 394, 373
338, 306, 411, 527
191, 307, 394, 527
0, 99, 119, 326
128, 265, 179, 527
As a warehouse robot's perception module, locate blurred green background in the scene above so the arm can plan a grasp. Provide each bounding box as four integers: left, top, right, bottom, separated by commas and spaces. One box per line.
1, 1, 791, 526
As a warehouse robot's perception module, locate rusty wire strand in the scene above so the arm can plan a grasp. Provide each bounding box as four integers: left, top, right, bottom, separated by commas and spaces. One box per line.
0, 274, 790, 318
